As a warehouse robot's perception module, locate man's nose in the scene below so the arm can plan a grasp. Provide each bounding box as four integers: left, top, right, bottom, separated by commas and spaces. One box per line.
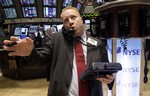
69, 18, 74, 24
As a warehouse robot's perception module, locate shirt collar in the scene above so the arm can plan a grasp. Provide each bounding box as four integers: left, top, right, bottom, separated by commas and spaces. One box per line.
80, 31, 86, 43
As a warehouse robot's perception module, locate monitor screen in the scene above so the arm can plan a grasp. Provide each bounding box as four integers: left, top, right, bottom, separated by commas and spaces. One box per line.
43, 0, 56, 6
84, 19, 90, 31
43, 24, 51, 31
63, 0, 72, 7
84, 19, 90, 24
14, 27, 28, 39
96, 0, 103, 3
4, 8, 17, 19
76, 3, 82, 10
22, 7, 37, 17
14, 27, 22, 36
56, 24, 63, 32
29, 25, 38, 33
0, 0, 13, 6
21, 28, 28, 35
20, 27, 28, 39
20, 0, 35, 5
43, 7, 56, 17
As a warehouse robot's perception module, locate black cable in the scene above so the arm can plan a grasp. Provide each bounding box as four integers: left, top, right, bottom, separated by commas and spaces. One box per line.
120, 38, 128, 52
143, 39, 149, 83
78, 38, 97, 47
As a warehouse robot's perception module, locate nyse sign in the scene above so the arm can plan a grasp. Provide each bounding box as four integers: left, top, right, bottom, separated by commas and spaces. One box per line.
122, 67, 140, 72
116, 38, 142, 96
116, 80, 139, 88
123, 49, 140, 55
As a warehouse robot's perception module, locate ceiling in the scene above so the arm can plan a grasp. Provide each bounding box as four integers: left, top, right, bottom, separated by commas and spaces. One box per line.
0, 0, 118, 25
0, 0, 93, 20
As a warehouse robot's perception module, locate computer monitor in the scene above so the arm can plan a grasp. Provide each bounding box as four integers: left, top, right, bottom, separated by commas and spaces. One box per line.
20, 0, 35, 5
14, 27, 22, 36
84, 19, 90, 24
43, 7, 56, 17
43, 0, 56, 6
56, 24, 63, 32
63, 0, 73, 7
29, 25, 38, 33
20, 27, 28, 39
0, 0, 13, 6
96, 0, 103, 3
4, 8, 17, 19
76, 3, 82, 10
84, 19, 90, 31
21, 28, 28, 35
22, 7, 37, 17
14, 27, 28, 39
43, 25, 51, 31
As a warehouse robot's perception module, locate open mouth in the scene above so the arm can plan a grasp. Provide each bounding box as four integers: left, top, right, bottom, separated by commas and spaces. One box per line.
70, 27, 75, 30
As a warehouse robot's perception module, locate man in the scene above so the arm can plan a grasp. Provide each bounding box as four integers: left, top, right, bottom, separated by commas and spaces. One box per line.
3, 6, 115, 96
43, 28, 53, 46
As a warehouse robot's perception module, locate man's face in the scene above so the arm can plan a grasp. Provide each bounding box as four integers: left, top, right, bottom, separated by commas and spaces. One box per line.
61, 9, 84, 37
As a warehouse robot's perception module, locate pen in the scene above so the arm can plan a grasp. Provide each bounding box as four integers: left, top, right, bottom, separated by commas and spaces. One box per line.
6, 42, 17, 47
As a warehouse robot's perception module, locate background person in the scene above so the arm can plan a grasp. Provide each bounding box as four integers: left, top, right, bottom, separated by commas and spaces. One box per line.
42, 28, 53, 46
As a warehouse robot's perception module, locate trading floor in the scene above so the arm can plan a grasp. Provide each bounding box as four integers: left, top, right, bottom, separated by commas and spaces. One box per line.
0, 0, 150, 96
0, 67, 150, 96
0, 74, 49, 96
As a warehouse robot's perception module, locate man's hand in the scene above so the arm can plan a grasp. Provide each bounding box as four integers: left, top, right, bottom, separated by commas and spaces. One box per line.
3, 36, 34, 56
96, 73, 116, 84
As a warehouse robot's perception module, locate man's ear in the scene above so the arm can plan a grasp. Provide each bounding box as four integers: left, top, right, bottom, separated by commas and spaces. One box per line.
80, 17, 83, 23
81, 16, 83, 20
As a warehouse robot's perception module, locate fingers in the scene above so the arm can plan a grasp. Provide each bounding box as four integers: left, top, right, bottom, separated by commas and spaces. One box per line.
3, 45, 18, 56
3, 40, 12, 45
25, 37, 33, 43
96, 77, 113, 84
106, 74, 115, 80
3, 37, 18, 51
3, 45, 15, 51
3, 36, 19, 45
96, 73, 116, 84
10, 36, 20, 42
8, 51, 17, 56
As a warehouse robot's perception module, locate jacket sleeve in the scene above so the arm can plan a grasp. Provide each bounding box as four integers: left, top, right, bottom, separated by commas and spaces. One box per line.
27, 36, 54, 66
99, 40, 114, 90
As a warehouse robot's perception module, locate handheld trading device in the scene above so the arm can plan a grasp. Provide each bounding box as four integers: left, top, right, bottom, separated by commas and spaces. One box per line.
80, 62, 122, 81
